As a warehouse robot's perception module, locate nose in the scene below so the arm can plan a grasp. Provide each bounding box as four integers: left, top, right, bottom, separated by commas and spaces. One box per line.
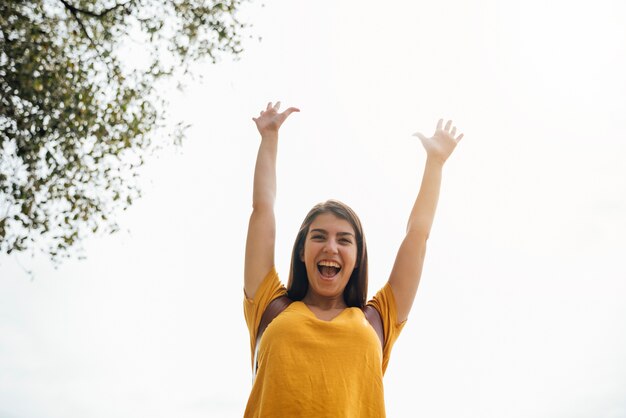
323, 239, 339, 254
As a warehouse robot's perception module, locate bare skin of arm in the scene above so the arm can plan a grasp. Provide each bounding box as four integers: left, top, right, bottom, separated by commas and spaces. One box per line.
388, 119, 464, 323
244, 102, 299, 299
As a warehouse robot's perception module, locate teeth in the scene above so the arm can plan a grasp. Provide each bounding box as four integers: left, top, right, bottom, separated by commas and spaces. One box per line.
318, 260, 340, 268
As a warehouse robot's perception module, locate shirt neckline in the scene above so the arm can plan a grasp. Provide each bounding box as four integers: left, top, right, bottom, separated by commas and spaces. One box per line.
295, 301, 353, 322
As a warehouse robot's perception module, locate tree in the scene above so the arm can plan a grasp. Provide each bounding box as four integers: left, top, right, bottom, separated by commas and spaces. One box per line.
0, 0, 246, 263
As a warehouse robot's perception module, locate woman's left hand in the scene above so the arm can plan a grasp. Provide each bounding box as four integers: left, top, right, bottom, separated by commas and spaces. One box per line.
413, 119, 464, 164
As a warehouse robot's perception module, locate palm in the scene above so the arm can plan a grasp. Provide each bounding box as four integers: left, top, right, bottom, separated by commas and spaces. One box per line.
253, 101, 299, 136
414, 119, 464, 164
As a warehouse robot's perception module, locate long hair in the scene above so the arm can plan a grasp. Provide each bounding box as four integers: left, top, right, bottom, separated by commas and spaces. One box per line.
287, 200, 368, 308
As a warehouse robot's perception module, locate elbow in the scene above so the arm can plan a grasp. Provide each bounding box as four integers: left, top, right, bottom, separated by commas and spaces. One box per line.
405, 218, 432, 241
250, 202, 275, 221
251, 196, 275, 213
405, 228, 429, 243
251, 201, 272, 212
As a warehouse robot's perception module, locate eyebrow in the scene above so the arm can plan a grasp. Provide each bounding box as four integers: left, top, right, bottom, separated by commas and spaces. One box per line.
309, 228, 355, 237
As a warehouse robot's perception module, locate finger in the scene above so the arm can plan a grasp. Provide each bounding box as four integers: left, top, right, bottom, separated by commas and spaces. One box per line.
436, 119, 443, 131
273, 101, 281, 111
444, 120, 452, 131
259, 111, 263, 116
412, 132, 428, 142
281, 107, 300, 117
456, 133, 464, 142
266, 102, 272, 111
451, 126, 457, 137
252, 117, 257, 122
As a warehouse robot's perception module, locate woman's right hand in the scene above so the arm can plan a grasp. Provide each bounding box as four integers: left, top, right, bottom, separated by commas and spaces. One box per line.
252, 101, 300, 137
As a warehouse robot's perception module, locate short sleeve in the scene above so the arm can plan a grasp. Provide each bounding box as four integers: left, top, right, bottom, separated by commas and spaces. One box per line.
366, 282, 407, 374
243, 267, 287, 368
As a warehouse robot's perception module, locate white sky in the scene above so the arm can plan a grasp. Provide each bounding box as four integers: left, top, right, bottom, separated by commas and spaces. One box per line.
2, 0, 626, 417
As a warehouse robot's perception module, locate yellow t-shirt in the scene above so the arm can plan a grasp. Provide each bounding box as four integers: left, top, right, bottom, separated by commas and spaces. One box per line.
243, 267, 406, 417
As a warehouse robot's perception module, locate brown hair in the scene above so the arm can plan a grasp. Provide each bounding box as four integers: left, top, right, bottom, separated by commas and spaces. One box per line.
287, 200, 369, 308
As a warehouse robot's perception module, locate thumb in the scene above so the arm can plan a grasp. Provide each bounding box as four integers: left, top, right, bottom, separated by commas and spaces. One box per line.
412, 132, 428, 143
282, 107, 300, 117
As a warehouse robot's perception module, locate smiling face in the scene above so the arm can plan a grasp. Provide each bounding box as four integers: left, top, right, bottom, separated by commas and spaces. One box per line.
300, 213, 358, 304
287, 199, 369, 308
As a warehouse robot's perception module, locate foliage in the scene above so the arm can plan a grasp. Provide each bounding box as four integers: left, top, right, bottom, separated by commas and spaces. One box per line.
0, 0, 245, 263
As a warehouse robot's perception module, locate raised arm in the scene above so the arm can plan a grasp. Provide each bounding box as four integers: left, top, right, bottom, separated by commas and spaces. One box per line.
388, 119, 464, 322
244, 101, 299, 299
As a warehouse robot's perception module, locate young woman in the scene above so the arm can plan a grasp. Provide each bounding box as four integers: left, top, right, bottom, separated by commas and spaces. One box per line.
243, 101, 464, 417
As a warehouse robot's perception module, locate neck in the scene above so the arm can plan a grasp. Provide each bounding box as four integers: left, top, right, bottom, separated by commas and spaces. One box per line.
302, 291, 347, 310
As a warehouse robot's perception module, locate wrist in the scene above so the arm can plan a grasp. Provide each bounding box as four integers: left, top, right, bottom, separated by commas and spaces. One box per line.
261, 132, 279, 142
426, 155, 446, 168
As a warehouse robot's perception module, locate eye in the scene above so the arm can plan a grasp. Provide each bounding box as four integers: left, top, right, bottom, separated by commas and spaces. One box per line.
340, 238, 352, 244
311, 234, 325, 240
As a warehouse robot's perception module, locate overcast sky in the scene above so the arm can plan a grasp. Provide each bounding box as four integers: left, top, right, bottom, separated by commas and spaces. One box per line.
1, 0, 626, 417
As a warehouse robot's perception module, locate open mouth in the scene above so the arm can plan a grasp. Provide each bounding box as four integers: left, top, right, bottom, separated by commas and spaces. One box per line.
317, 260, 341, 279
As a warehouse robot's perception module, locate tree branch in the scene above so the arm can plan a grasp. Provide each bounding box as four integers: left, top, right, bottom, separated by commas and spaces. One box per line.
58, 0, 131, 74
60, 0, 98, 47
57, 0, 133, 19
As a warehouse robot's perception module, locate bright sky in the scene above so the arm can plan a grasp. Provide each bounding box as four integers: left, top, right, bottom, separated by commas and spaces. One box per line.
2, 0, 626, 417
